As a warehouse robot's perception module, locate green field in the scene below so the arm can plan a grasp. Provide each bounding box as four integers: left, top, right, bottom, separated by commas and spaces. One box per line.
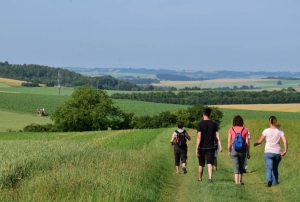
0, 109, 298, 201
0, 93, 189, 131
0, 86, 74, 95
0, 81, 299, 201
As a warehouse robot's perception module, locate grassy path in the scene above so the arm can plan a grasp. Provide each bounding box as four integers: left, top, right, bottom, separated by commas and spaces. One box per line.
157, 127, 291, 202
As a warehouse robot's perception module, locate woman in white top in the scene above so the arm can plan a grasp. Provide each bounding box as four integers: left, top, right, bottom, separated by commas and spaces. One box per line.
254, 116, 288, 187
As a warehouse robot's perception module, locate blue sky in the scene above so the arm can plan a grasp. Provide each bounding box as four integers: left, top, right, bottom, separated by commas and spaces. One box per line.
0, 0, 299, 72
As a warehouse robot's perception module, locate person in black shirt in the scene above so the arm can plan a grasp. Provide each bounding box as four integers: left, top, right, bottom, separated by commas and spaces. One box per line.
196, 107, 218, 183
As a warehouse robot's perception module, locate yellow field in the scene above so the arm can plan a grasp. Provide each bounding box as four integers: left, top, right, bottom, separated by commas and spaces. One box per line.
212, 104, 300, 112
0, 78, 24, 86
0, 78, 45, 87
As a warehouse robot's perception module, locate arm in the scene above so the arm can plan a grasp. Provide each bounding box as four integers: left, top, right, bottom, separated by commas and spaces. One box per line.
245, 135, 250, 159
217, 132, 222, 152
196, 132, 201, 157
281, 135, 288, 156
227, 133, 231, 157
170, 132, 175, 146
186, 131, 191, 141
254, 134, 265, 147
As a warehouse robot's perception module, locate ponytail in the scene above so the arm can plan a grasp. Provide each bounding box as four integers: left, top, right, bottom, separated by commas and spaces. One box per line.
269, 116, 280, 127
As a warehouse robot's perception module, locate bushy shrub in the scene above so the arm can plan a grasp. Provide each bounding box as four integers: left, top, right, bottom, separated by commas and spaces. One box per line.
23, 123, 55, 132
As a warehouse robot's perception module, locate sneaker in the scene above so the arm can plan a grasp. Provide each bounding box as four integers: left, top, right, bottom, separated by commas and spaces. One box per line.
239, 182, 244, 185
267, 180, 272, 187
183, 167, 187, 174
198, 179, 202, 182
208, 179, 213, 183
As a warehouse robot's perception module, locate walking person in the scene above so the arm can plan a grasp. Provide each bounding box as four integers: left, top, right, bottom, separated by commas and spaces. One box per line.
243, 129, 251, 173
213, 132, 222, 171
253, 116, 288, 187
170, 121, 191, 174
196, 107, 218, 182
228, 115, 250, 185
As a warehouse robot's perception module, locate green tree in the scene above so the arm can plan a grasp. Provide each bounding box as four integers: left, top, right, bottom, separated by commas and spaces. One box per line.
51, 87, 127, 131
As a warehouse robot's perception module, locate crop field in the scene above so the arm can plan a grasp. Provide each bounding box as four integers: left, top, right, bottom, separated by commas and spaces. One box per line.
214, 104, 300, 113
0, 93, 69, 115
0, 108, 299, 201
0, 86, 74, 95
0, 110, 52, 132
0, 78, 24, 86
0, 93, 190, 131
152, 78, 300, 91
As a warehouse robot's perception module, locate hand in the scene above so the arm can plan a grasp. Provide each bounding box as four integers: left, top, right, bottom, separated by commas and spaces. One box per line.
247, 153, 250, 159
281, 152, 286, 157
254, 142, 260, 147
219, 147, 223, 152
228, 151, 231, 157
170, 142, 174, 146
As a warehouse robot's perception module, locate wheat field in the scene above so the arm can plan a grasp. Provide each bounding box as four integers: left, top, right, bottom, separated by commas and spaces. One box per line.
0, 78, 24, 86
212, 103, 300, 112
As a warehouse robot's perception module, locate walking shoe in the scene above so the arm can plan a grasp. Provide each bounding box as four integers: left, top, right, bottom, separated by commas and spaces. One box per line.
208, 179, 213, 183
267, 180, 272, 187
239, 181, 244, 185
198, 179, 202, 182
182, 167, 187, 174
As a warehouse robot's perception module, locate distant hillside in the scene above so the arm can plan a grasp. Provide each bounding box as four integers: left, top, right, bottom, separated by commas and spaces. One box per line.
65, 67, 300, 79
0, 61, 140, 91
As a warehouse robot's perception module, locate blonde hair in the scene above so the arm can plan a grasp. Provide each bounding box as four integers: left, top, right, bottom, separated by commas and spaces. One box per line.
269, 116, 280, 127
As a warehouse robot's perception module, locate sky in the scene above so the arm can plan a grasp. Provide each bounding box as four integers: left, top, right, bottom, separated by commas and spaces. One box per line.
0, 0, 299, 72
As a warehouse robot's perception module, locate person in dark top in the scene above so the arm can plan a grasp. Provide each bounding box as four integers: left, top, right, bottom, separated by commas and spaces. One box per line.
196, 107, 218, 183
170, 121, 191, 174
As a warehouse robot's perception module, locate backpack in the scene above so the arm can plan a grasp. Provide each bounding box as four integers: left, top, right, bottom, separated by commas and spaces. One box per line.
175, 130, 187, 147
232, 127, 245, 151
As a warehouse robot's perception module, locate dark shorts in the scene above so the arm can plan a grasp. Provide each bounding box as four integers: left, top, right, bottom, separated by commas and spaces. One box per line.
198, 148, 215, 167
174, 146, 187, 166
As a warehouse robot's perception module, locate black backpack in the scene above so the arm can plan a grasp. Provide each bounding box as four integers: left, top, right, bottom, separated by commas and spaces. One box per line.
175, 130, 187, 147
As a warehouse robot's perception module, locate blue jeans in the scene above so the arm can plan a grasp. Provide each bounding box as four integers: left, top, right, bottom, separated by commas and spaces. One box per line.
264, 153, 281, 185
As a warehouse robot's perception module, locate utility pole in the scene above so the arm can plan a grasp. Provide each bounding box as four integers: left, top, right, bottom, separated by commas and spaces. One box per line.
58, 69, 61, 95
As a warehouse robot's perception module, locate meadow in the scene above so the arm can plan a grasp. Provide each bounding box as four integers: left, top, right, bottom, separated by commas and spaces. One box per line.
1, 78, 300, 201
0, 108, 299, 201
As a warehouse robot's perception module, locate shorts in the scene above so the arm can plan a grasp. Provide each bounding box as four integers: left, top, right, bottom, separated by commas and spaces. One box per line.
230, 148, 246, 174
174, 146, 187, 166
198, 148, 215, 167
214, 143, 218, 157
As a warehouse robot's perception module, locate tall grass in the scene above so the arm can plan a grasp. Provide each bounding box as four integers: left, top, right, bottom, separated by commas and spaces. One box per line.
0, 128, 174, 201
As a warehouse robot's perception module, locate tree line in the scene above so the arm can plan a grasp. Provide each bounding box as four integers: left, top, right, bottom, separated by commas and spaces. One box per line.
0, 61, 140, 91
111, 90, 300, 105
23, 87, 223, 132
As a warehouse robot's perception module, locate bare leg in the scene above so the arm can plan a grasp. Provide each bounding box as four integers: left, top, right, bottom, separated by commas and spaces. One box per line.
176, 166, 179, 173
234, 174, 243, 184
213, 157, 217, 170
208, 164, 213, 180
198, 166, 203, 180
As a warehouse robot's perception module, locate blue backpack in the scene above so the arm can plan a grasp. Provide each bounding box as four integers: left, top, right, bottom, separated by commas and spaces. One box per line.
232, 127, 245, 151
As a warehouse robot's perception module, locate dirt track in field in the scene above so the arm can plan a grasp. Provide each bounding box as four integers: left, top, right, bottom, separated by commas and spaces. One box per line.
211, 104, 300, 112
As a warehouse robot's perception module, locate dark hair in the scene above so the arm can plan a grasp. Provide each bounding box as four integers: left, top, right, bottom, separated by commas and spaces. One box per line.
233, 115, 244, 126
177, 121, 184, 129
269, 116, 280, 127
203, 107, 211, 117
